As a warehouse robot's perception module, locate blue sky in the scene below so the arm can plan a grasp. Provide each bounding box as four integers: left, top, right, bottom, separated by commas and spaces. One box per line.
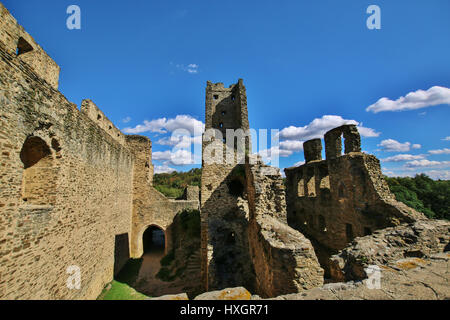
4, 0, 450, 178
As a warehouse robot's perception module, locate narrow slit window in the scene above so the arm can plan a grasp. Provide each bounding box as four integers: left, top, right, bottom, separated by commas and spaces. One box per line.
297, 178, 305, 197
346, 224, 354, 242
319, 215, 326, 232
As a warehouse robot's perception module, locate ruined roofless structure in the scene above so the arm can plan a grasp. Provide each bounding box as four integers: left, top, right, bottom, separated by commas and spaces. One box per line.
284, 125, 425, 277
1, 1, 447, 300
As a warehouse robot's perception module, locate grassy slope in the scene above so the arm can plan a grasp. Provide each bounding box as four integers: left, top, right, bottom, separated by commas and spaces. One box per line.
97, 280, 148, 300
97, 259, 149, 300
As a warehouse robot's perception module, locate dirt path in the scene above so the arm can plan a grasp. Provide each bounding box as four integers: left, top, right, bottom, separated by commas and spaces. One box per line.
134, 247, 186, 297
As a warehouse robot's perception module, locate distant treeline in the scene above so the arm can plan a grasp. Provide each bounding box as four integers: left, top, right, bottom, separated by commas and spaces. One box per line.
385, 174, 449, 220
153, 168, 201, 198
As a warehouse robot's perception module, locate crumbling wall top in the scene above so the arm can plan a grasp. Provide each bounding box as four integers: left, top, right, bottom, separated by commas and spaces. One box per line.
179, 186, 200, 201
206, 79, 245, 92
0, 2, 60, 89
303, 139, 323, 163
324, 124, 361, 159
80, 99, 127, 146
205, 78, 249, 134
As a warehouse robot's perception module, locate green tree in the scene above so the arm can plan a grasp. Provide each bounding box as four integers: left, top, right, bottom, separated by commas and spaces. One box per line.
385, 174, 449, 220
153, 168, 202, 198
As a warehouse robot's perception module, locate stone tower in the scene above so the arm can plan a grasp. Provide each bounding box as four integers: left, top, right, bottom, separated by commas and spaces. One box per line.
200, 79, 255, 291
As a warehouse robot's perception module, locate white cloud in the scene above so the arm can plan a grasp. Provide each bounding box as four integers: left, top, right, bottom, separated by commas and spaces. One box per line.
381, 154, 426, 162
258, 146, 293, 159
423, 170, 450, 180
122, 116, 132, 123
357, 126, 380, 137
384, 168, 450, 180
278, 115, 380, 141
157, 135, 202, 149
279, 140, 304, 152
164, 115, 204, 134
152, 151, 172, 161
405, 159, 450, 168
123, 118, 168, 134
186, 64, 199, 74
442, 136, 450, 141
366, 86, 450, 113
153, 149, 195, 166
123, 115, 204, 135
154, 164, 176, 174
384, 159, 450, 180
377, 139, 421, 152
293, 160, 305, 167
172, 63, 200, 74
429, 148, 450, 155
382, 169, 396, 177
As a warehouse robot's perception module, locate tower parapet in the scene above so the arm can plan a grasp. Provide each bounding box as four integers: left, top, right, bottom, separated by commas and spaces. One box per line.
205, 79, 249, 134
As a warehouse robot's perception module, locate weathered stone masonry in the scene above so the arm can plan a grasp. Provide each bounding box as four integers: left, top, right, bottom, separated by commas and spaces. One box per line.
284, 124, 425, 277
2, 1, 446, 301
200, 80, 255, 292
126, 135, 198, 259
200, 79, 324, 297
245, 158, 324, 297
0, 2, 197, 300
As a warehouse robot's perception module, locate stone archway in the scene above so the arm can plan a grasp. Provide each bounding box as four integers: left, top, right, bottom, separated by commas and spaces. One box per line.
134, 223, 171, 257
142, 225, 166, 254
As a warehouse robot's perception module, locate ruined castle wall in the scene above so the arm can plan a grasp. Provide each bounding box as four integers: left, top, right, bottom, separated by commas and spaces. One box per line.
0, 45, 133, 299
245, 160, 324, 298
81, 100, 127, 146
0, 3, 60, 89
126, 136, 198, 258
200, 159, 254, 291
284, 125, 424, 276
329, 219, 450, 282
179, 186, 199, 201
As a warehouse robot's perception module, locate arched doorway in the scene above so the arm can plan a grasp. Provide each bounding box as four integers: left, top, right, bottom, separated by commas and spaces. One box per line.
142, 225, 166, 254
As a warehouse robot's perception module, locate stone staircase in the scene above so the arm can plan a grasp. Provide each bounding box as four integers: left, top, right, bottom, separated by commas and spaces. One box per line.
185, 250, 201, 276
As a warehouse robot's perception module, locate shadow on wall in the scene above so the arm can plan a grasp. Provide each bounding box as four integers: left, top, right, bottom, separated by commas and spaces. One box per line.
114, 233, 130, 277
202, 165, 256, 292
